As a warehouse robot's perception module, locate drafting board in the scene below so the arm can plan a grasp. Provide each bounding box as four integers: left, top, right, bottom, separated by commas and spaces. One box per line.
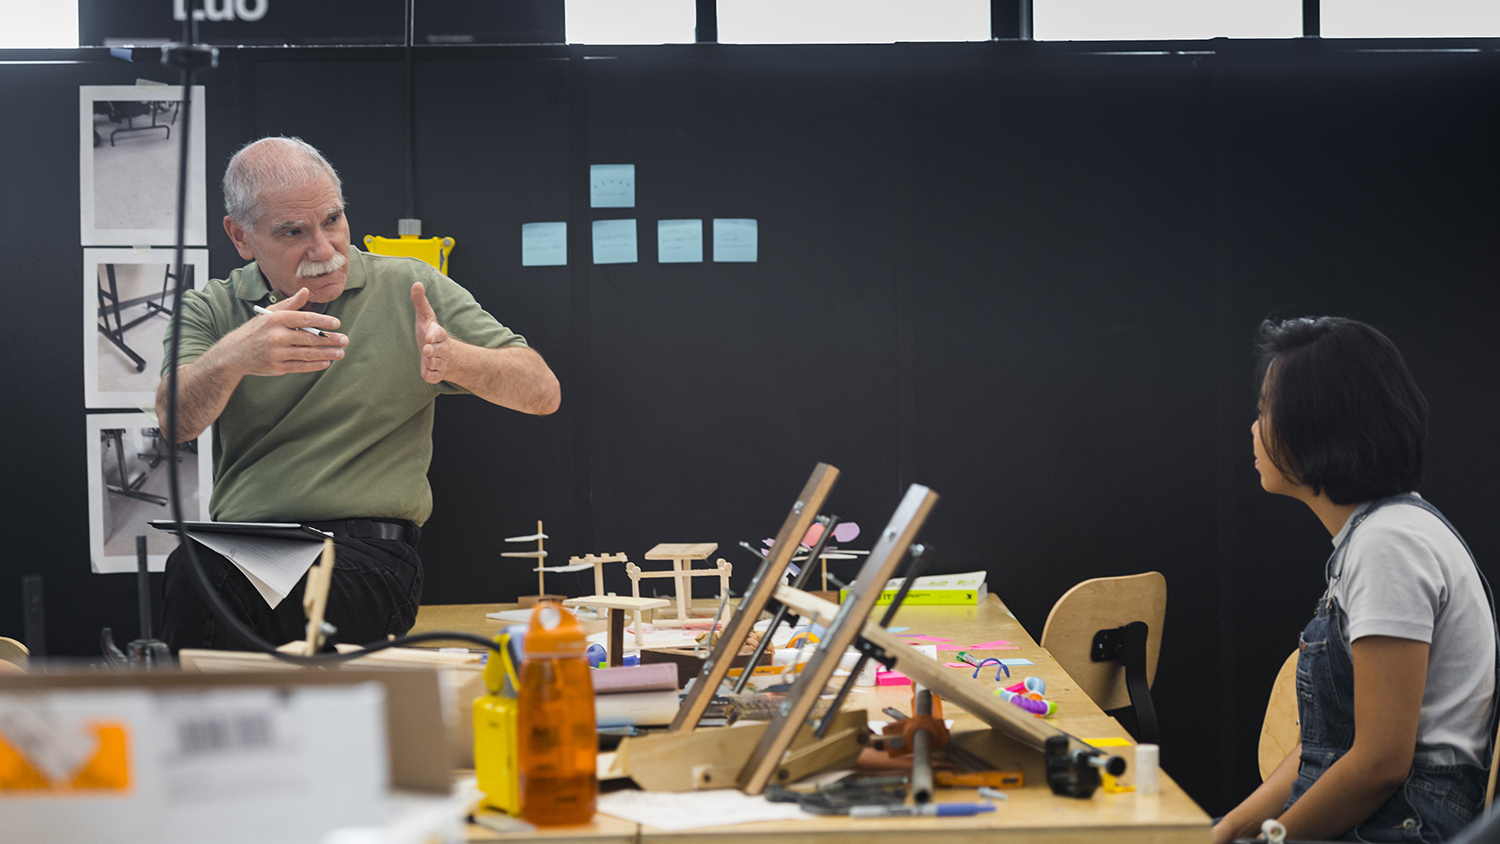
667, 462, 840, 732
772, 586, 1090, 757
737, 483, 939, 793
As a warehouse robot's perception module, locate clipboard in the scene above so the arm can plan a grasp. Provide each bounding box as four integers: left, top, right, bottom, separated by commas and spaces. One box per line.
147, 520, 333, 541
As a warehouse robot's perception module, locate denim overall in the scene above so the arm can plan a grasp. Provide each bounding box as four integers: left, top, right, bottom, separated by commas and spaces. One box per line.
1286, 495, 1499, 843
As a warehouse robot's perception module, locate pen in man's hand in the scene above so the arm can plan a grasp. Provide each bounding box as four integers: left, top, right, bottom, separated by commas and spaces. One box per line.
254, 305, 329, 337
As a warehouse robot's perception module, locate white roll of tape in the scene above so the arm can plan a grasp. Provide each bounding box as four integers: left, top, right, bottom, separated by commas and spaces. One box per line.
1134, 743, 1160, 794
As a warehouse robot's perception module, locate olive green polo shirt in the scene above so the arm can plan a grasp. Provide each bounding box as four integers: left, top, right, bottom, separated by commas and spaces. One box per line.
163, 248, 526, 526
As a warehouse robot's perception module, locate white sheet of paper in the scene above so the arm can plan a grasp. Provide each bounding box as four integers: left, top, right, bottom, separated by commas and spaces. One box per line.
486, 609, 536, 623
596, 789, 812, 831
186, 531, 325, 608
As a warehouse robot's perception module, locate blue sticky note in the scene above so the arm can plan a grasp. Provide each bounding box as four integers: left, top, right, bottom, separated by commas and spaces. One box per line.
999, 658, 1034, 666
591, 164, 635, 208
888, 627, 911, 633
521, 222, 567, 267
713, 218, 758, 262
657, 219, 703, 263
592, 219, 638, 265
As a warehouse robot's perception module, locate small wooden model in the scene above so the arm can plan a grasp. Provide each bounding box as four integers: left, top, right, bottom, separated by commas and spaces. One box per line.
294, 539, 336, 656
504, 520, 562, 606
628, 543, 732, 622
561, 594, 671, 666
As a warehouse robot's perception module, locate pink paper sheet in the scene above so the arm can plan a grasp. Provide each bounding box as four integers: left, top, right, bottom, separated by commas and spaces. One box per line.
968, 640, 1012, 649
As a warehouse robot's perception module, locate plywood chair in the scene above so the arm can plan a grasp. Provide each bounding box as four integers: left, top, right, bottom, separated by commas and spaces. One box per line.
1040, 571, 1166, 745
0, 636, 29, 672
1259, 649, 1301, 781
1487, 700, 1500, 810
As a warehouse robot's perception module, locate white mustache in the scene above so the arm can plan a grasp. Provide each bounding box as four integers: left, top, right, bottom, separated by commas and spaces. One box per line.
297, 251, 348, 278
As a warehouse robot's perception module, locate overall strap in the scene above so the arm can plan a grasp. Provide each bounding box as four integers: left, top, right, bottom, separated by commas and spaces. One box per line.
1326, 493, 1500, 761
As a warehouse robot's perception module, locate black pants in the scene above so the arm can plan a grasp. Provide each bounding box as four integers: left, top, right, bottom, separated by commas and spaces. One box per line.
160, 536, 424, 653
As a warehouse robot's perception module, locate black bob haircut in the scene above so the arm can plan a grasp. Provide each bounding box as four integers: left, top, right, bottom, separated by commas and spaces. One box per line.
1254, 317, 1428, 505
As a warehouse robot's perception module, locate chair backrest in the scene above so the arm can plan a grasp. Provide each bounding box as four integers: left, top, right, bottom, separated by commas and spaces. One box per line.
1259, 648, 1500, 806
1259, 649, 1300, 781
1039, 571, 1166, 711
1487, 708, 1500, 809
0, 636, 29, 671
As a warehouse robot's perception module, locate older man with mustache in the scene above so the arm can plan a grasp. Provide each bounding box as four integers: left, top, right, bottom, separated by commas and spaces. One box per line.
156, 136, 560, 652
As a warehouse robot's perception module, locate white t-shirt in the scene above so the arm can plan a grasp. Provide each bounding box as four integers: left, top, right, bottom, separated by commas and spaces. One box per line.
1331, 495, 1496, 767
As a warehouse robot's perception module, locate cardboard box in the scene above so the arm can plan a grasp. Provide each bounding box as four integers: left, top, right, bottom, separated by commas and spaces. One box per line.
0, 668, 451, 844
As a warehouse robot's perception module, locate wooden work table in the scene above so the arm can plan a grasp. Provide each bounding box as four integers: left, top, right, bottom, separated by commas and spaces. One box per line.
410, 594, 1210, 844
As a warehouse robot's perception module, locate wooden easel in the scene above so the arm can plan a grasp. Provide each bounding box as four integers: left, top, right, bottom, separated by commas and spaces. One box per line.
734, 487, 1128, 798
736, 483, 938, 793
666, 462, 840, 732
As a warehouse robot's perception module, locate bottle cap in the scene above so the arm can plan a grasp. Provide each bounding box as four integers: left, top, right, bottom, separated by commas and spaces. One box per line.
524, 600, 587, 658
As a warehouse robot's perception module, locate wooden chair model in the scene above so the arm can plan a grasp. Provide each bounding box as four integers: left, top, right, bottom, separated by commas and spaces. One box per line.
0, 636, 30, 672
629, 543, 732, 621
560, 553, 671, 661
1040, 571, 1166, 745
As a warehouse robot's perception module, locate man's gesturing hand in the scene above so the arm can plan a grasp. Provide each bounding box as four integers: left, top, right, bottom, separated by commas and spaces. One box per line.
236, 287, 347, 376
411, 281, 452, 384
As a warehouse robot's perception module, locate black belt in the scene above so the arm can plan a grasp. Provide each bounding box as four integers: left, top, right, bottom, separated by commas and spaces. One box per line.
306, 518, 421, 545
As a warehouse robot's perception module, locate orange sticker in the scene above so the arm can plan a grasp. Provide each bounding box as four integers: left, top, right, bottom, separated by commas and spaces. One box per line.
0, 722, 131, 794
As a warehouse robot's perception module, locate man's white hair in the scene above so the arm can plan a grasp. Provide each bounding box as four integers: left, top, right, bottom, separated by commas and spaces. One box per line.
223, 137, 345, 228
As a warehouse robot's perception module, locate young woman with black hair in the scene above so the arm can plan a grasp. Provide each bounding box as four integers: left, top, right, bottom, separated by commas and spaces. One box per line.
1212, 317, 1498, 844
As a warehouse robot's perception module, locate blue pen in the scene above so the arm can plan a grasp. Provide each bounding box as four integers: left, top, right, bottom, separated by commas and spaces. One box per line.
849, 802, 997, 818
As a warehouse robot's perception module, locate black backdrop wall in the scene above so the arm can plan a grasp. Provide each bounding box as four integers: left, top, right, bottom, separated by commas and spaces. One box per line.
1, 39, 1496, 816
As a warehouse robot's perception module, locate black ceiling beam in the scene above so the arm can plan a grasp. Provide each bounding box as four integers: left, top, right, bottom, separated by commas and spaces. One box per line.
696, 0, 717, 42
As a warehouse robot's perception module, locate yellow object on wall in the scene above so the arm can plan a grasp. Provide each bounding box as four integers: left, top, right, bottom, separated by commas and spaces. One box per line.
364, 234, 456, 275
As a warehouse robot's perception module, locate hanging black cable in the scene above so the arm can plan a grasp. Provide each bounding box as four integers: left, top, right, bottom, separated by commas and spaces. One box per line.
160, 2, 499, 665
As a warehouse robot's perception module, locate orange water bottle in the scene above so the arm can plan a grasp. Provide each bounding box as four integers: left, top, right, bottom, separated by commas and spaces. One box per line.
518, 601, 597, 826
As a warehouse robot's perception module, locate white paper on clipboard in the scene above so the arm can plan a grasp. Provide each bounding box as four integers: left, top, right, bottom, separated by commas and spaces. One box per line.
185, 532, 325, 608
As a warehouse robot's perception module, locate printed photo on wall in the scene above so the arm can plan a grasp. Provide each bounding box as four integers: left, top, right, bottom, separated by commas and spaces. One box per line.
79, 84, 207, 247
85, 412, 212, 574
84, 247, 208, 409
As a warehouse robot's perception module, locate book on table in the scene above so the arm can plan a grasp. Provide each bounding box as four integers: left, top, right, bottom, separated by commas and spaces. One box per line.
841, 570, 988, 606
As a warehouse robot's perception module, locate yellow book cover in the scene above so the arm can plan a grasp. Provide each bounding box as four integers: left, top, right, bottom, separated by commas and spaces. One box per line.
840, 571, 988, 605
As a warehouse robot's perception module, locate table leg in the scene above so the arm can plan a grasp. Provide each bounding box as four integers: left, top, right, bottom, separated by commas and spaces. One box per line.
608, 608, 625, 667
674, 558, 689, 620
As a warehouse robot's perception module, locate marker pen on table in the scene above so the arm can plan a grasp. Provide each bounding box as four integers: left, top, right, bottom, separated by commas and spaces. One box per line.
849, 803, 996, 818
254, 305, 329, 337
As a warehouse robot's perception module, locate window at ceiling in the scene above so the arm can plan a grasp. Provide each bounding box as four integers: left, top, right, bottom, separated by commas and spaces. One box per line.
0, 0, 79, 48
1033, 0, 1301, 41
717, 0, 989, 44
565, 0, 697, 44
1321, 0, 1500, 38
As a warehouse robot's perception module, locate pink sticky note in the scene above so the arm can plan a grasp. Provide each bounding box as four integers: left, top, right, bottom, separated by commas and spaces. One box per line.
968, 640, 1012, 649
907, 635, 955, 643
945, 662, 970, 669
876, 670, 912, 686
802, 523, 826, 546
935, 643, 965, 651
